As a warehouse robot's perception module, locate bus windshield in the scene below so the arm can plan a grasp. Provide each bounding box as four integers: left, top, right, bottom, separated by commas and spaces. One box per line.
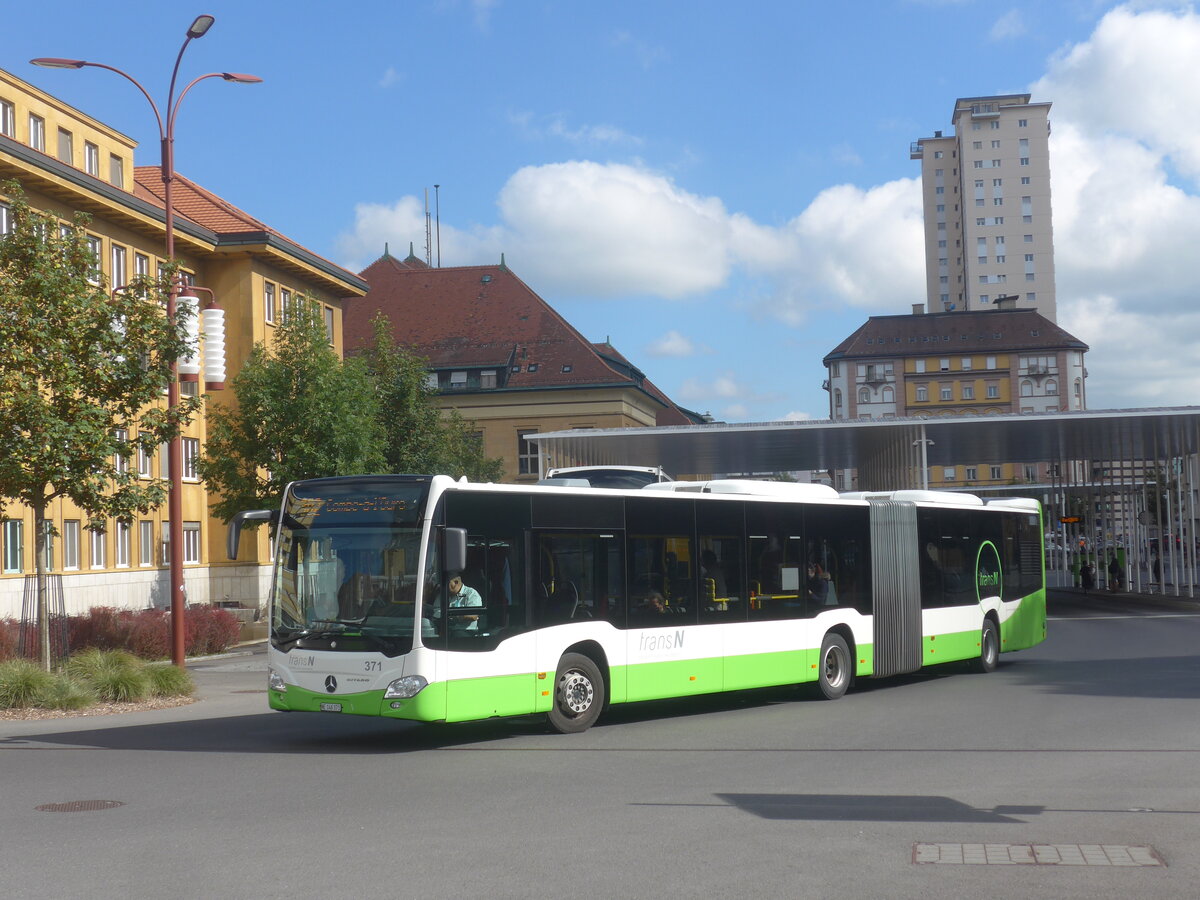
271, 477, 431, 656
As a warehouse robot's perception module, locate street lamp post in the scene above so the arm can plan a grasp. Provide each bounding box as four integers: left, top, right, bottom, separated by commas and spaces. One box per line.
33, 14, 259, 667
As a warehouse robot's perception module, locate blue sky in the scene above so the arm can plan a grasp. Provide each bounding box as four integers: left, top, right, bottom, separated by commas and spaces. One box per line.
10, 1, 1200, 422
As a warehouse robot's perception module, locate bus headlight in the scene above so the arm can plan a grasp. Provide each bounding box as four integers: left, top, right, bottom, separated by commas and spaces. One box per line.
268, 668, 286, 692
384, 675, 428, 699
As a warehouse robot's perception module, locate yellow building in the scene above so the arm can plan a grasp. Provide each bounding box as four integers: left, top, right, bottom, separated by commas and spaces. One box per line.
823, 304, 1088, 490
0, 67, 366, 618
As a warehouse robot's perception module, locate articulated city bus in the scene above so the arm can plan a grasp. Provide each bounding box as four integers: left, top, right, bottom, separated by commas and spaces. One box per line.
229, 475, 1046, 733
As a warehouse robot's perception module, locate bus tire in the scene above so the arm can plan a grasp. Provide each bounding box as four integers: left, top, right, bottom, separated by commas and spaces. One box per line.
548, 652, 604, 733
817, 633, 852, 700
975, 618, 999, 673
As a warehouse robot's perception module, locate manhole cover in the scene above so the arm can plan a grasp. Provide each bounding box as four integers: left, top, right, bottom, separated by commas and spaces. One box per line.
913, 843, 1165, 867
36, 800, 125, 813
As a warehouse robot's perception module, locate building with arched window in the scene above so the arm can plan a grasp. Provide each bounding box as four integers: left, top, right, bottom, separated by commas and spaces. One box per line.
823, 304, 1087, 490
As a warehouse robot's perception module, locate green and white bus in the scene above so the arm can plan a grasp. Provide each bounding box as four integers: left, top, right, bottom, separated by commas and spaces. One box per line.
229, 474, 1046, 733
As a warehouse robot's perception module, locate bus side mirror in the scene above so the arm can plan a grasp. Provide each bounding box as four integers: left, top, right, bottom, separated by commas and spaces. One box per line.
444, 527, 467, 573
228, 509, 276, 560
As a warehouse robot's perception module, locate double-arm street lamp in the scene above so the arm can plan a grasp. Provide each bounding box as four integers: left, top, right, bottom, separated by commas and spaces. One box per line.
33, 14, 260, 667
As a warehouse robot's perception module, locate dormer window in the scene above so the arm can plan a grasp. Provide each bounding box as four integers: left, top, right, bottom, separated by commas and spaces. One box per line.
481, 370, 497, 388
561, 365, 572, 373
527, 363, 539, 373
450, 371, 467, 388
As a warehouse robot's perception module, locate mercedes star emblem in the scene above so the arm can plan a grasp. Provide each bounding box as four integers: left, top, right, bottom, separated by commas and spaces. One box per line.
324, 675, 337, 693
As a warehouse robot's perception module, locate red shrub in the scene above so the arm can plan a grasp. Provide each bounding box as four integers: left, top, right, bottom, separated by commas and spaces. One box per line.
0, 618, 18, 661
184, 607, 241, 656
62, 606, 241, 660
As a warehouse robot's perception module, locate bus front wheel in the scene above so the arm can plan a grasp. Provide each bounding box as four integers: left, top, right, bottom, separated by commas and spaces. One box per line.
549, 652, 604, 733
817, 633, 852, 700
974, 618, 999, 673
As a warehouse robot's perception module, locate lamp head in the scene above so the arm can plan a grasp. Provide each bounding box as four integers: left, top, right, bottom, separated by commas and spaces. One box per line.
221, 73, 263, 84
30, 57, 87, 69
187, 15, 216, 38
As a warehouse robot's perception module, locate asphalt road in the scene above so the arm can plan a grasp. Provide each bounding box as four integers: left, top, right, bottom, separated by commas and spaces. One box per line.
2, 590, 1197, 899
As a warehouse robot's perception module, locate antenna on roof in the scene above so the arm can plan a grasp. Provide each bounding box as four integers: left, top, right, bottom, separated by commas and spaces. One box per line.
384, 242, 390, 258
434, 184, 441, 268
423, 188, 433, 267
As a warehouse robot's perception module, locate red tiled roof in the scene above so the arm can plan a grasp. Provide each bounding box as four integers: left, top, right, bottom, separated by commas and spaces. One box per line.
132, 166, 360, 284
825, 308, 1088, 361
345, 255, 697, 423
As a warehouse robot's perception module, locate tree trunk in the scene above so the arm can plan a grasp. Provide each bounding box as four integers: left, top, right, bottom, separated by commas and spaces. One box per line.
32, 501, 50, 671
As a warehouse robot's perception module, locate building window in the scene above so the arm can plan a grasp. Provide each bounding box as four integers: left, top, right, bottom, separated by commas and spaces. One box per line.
28, 113, 45, 151
834, 389, 842, 409
1046, 379, 1058, 395
135, 252, 150, 278
109, 154, 124, 188
139, 521, 154, 567
940, 385, 952, 401
62, 520, 81, 571
481, 370, 497, 389
137, 443, 153, 478
281, 288, 292, 322
57, 127, 74, 163
264, 283, 275, 323
1021, 381, 1033, 397
114, 428, 130, 475
939, 358, 950, 371
517, 429, 539, 475
324, 306, 335, 344
450, 371, 467, 388
1018, 119, 1028, 127
990, 465, 1002, 480
962, 385, 974, 400
90, 526, 107, 569
84, 141, 100, 175
986, 383, 999, 399
182, 437, 199, 480
183, 522, 201, 565
0, 99, 13, 137
0, 201, 10, 236
986, 356, 997, 370
859, 388, 870, 403
916, 386, 928, 402
1024, 465, 1037, 482
115, 521, 131, 568
111, 245, 127, 290
965, 467, 977, 481
914, 360, 926, 374
942, 468, 956, 481
86, 235, 102, 283
962, 357, 972, 370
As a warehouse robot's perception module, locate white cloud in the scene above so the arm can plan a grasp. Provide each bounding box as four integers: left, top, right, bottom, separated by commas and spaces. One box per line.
509, 111, 643, 146
378, 66, 402, 89
1032, 4, 1200, 407
989, 10, 1026, 40
496, 162, 735, 298
646, 330, 708, 358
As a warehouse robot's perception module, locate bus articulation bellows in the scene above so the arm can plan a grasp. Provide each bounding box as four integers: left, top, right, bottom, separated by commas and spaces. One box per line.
228, 474, 1046, 733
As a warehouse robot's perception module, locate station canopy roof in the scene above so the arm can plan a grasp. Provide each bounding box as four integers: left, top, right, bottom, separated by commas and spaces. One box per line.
530, 407, 1200, 478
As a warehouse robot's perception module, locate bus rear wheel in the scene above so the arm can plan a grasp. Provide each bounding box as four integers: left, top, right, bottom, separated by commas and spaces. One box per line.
974, 618, 999, 673
817, 633, 852, 700
548, 652, 604, 733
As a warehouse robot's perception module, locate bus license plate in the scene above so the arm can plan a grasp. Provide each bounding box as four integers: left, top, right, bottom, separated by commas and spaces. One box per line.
319, 702, 342, 713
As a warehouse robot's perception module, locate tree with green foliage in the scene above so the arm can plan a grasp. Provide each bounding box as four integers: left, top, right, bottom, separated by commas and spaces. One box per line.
0, 181, 198, 670
199, 300, 386, 522
359, 313, 504, 483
